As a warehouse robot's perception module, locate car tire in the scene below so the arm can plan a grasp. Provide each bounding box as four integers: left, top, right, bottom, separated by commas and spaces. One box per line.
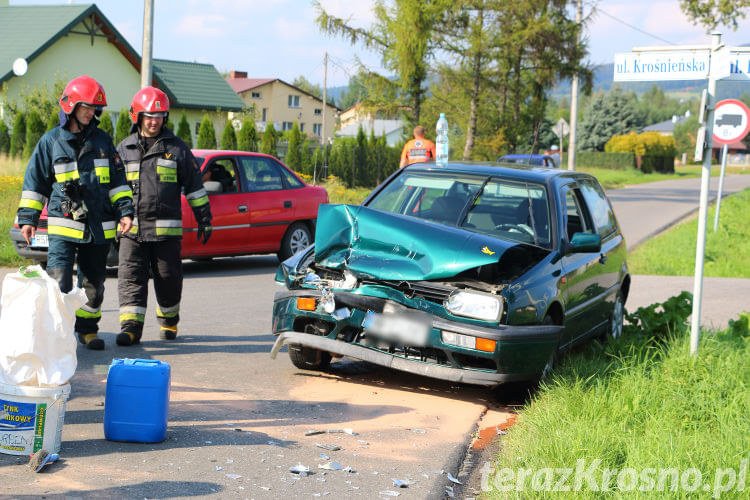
278, 222, 312, 262
288, 343, 331, 371
606, 291, 625, 340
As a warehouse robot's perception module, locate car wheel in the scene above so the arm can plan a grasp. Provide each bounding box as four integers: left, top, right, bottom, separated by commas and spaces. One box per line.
278, 222, 312, 261
607, 291, 625, 340
288, 343, 331, 371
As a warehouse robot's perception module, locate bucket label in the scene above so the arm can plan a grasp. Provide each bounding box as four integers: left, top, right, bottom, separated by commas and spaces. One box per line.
33, 404, 46, 453
0, 399, 37, 453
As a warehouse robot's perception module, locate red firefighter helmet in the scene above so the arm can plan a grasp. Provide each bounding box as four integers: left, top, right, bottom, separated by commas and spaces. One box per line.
129, 86, 170, 123
59, 76, 107, 115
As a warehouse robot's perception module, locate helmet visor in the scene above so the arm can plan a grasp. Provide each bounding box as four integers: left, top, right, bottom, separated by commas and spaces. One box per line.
142, 111, 167, 118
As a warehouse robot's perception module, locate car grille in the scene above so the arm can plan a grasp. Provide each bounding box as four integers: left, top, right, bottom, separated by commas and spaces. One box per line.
376, 280, 455, 304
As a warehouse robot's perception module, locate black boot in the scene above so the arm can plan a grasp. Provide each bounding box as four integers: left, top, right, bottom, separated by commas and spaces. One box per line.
78, 332, 105, 350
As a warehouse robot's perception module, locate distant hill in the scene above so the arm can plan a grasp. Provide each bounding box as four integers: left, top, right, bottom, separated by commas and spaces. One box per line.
551, 62, 750, 100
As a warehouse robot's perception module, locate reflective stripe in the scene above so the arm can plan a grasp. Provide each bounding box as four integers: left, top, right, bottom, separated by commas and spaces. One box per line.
76, 303, 101, 319
109, 185, 133, 204
54, 161, 79, 182
156, 303, 180, 318
102, 220, 117, 239
125, 161, 140, 181
48, 217, 85, 239
120, 305, 146, 324
156, 219, 182, 236
186, 187, 209, 207
95, 166, 110, 183
18, 190, 46, 211
156, 158, 177, 168
94, 159, 110, 167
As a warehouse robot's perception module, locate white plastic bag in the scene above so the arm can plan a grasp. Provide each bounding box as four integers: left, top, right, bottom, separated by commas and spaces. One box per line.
0, 265, 87, 386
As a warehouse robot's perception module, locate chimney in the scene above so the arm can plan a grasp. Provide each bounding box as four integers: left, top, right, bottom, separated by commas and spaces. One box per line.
230, 70, 247, 79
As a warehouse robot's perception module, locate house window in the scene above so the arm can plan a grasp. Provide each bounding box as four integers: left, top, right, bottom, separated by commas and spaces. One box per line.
251, 91, 261, 99
299, 123, 304, 132
314, 108, 322, 116
262, 108, 267, 122
313, 123, 322, 136
282, 121, 293, 131
288, 95, 300, 108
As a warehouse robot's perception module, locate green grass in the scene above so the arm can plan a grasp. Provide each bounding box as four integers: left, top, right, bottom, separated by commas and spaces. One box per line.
485, 317, 750, 498
0, 155, 28, 267
628, 189, 750, 277
578, 164, 750, 190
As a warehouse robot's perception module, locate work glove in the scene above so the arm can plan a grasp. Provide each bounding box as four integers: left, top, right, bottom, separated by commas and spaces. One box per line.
197, 222, 212, 245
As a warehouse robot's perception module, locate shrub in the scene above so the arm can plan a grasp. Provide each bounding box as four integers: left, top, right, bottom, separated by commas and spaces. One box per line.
196, 114, 217, 149
606, 131, 676, 173
46, 109, 59, 131
115, 108, 131, 144
285, 121, 302, 171
220, 121, 237, 150
98, 111, 114, 138
573, 151, 635, 170
259, 122, 277, 156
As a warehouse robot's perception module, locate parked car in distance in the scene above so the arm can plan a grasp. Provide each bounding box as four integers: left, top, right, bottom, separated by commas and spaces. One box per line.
498, 154, 558, 168
271, 162, 629, 387
9, 150, 329, 265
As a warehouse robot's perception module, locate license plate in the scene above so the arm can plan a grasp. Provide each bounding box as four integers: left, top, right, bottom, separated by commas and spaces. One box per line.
362, 309, 431, 347
31, 234, 48, 248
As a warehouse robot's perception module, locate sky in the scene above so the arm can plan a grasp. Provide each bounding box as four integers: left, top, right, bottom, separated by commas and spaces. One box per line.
10, 0, 750, 88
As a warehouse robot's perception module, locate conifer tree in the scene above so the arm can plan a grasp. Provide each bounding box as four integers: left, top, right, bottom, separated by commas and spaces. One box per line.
237, 117, 257, 152
24, 110, 46, 159
98, 111, 115, 138
0, 120, 10, 154
259, 122, 278, 156
46, 109, 59, 131
197, 114, 217, 149
220, 121, 237, 150
115, 108, 131, 143
285, 121, 302, 171
176, 113, 193, 148
10, 113, 26, 157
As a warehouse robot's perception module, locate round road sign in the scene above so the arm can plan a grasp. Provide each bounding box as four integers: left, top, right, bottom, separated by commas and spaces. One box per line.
713, 99, 750, 145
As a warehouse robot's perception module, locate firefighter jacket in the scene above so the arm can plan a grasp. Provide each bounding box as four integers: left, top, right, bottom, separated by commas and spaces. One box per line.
117, 128, 211, 242
399, 137, 436, 167
17, 121, 134, 243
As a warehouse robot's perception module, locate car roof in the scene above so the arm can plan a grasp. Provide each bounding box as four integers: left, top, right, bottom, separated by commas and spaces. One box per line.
403, 161, 592, 184
192, 149, 277, 159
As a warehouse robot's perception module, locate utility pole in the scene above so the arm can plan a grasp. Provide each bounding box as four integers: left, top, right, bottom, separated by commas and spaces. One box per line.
140, 0, 154, 89
322, 52, 328, 178
567, 0, 582, 171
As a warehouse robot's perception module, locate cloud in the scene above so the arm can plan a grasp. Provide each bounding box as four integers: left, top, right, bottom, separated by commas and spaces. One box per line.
173, 14, 227, 37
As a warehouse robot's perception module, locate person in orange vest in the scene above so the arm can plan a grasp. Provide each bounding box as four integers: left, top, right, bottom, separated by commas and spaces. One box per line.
399, 125, 436, 167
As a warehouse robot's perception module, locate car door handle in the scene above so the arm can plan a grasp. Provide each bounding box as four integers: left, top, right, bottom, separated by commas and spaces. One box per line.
599, 253, 607, 265
238, 205, 247, 213
284, 200, 292, 208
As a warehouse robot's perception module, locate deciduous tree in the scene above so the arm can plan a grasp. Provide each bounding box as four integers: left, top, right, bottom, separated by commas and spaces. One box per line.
679, 0, 749, 30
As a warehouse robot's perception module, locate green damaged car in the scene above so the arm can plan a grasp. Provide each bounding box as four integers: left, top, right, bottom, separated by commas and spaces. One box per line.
271, 163, 630, 387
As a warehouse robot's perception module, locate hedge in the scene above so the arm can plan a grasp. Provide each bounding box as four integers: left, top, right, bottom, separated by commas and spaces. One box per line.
571, 151, 635, 170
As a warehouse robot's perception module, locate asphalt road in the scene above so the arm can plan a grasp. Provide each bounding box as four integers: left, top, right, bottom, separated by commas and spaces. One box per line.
0, 174, 748, 498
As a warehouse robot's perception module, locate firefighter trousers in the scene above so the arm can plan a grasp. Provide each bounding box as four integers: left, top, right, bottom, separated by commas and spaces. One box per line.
47, 238, 109, 336
118, 237, 182, 339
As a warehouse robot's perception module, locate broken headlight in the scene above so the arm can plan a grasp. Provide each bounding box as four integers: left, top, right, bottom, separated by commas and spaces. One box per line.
444, 290, 502, 322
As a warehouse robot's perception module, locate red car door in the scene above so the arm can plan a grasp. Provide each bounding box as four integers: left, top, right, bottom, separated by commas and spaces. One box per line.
236, 155, 296, 253
182, 155, 250, 258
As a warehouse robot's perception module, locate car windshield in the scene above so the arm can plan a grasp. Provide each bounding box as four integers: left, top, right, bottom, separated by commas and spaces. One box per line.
367, 171, 551, 248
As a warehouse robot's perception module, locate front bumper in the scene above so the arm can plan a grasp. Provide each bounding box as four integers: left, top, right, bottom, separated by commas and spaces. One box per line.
271, 289, 564, 387
8, 227, 49, 262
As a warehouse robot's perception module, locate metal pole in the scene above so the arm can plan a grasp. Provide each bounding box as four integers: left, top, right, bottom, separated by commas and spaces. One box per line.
714, 143, 728, 231
140, 0, 154, 89
690, 32, 721, 356
567, 0, 582, 171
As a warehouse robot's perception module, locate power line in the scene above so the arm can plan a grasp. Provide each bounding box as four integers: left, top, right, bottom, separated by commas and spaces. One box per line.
594, 7, 675, 46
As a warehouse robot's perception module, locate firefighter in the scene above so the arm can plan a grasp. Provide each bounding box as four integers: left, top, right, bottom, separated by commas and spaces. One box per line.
17, 75, 134, 350
116, 86, 212, 346
399, 125, 436, 168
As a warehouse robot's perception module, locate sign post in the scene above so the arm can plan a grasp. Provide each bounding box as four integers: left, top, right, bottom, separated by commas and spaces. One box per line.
614, 33, 737, 355
712, 99, 750, 231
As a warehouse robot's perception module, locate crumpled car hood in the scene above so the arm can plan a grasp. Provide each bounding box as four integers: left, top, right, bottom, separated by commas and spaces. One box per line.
314, 204, 517, 281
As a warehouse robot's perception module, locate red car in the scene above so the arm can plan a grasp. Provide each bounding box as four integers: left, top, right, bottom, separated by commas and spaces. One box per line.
10, 150, 329, 265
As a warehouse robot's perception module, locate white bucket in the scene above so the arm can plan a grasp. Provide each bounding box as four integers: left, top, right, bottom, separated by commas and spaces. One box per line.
0, 382, 70, 455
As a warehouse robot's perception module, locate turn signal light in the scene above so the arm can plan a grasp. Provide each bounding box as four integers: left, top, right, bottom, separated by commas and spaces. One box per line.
476, 338, 496, 352
297, 297, 316, 311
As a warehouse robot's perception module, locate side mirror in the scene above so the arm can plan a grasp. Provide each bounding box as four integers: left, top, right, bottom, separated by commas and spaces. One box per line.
569, 232, 601, 253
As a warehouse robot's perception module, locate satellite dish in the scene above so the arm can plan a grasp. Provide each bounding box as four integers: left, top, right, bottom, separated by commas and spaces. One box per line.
12, 58, 28, 76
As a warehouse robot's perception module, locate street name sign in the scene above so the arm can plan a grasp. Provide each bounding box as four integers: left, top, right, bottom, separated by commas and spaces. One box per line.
614, 51, 710, 81
713, 99, 750, 144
